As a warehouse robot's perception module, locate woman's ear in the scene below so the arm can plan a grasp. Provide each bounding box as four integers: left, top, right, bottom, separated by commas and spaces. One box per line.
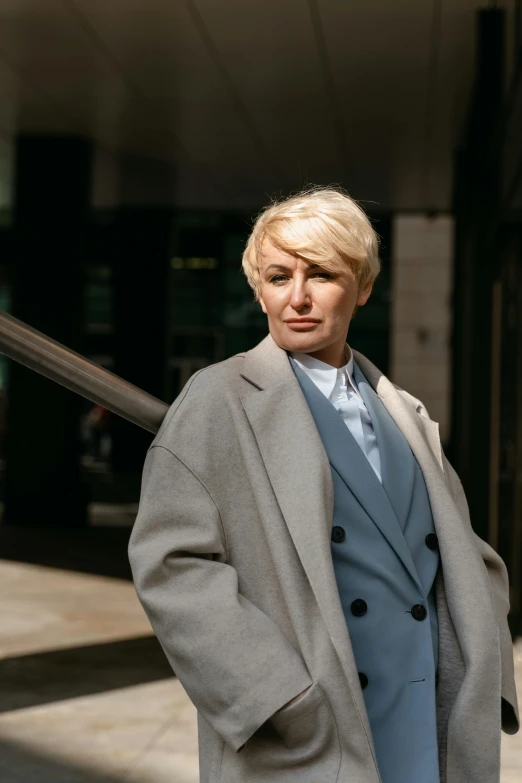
356, 283, 373, 307
258, 295, 267, 314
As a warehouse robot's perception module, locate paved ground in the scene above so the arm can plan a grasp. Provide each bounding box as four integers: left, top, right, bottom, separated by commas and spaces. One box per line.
1, 556, 521, 782
0, 558, 198, 783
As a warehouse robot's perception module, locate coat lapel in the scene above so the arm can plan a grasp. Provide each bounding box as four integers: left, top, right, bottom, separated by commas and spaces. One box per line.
239, 335, 372, 735
290, 358, 423, 594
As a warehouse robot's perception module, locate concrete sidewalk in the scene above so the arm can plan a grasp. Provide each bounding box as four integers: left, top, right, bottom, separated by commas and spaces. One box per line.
0, 557, 521, 782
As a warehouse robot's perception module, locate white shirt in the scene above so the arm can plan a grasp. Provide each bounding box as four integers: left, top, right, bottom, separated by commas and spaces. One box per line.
291, 347, 382, 482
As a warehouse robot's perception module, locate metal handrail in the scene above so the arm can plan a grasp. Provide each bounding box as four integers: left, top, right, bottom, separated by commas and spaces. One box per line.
0, 311, 168, 434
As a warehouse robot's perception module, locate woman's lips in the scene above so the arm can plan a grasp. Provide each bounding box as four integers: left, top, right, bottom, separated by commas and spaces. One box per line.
284, 320, 321, 330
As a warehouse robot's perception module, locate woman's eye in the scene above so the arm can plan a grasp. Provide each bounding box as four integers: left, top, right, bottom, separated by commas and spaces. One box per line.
268, 272, 333, 283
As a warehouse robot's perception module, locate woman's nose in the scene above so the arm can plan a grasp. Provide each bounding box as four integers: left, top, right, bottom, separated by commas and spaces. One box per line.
289, 282, 311, 308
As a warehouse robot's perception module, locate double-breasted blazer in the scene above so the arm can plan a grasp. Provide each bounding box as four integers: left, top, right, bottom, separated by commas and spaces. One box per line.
129, 333, 519, 783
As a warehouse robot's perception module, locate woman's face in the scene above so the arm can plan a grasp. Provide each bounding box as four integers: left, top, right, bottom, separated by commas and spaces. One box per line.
258, 239, 372, 367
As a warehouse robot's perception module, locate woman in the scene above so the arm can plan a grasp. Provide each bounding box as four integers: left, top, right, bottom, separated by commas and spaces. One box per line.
129, 188, 518, 783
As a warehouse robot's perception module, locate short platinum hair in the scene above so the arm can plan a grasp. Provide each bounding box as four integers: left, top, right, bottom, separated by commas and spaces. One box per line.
242, 186, 381, 300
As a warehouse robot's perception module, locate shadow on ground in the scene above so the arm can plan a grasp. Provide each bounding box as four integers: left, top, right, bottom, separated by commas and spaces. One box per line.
0, 635, 173, 712
0, 525, 133, 579
0, 737, 124, 783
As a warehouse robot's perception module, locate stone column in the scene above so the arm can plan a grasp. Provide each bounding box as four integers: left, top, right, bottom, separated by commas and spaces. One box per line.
5, 136, 92, 527
390, 215, 454, 445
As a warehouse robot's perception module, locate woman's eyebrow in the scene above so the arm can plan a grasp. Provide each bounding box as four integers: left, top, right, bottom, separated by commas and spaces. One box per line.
265, 263, 291, 273
264, 263, 322, 273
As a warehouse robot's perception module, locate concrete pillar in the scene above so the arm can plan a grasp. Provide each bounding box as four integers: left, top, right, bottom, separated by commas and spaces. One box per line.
390, 215, 454, 445
5, 136, 92, 527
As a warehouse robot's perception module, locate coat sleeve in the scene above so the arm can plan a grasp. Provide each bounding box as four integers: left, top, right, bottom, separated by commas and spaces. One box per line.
443, 455, 520, 735
128, 444, 313, 752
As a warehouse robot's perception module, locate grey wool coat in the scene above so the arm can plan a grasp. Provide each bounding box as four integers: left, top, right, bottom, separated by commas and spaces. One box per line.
128, 333, 519, 783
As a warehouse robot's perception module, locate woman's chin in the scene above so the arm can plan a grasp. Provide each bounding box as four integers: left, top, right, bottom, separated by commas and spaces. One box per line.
274, 330, 327, 354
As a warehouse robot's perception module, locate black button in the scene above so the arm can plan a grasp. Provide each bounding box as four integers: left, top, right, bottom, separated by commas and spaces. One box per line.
411, 604, 427, 621
351, 599, 368, 617
331, 526, 346, 543
358, 672, 369, 689
425, 533, 439, 551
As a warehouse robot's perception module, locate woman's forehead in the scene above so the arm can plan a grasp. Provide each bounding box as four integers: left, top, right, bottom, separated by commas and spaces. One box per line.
260, 240, 317, 269
259, 238, 291, 261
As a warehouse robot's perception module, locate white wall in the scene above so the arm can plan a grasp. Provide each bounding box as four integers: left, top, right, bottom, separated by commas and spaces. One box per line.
390, 214, 454, 443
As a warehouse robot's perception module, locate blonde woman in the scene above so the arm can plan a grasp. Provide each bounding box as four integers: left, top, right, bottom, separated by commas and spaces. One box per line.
129, 188, 518, 783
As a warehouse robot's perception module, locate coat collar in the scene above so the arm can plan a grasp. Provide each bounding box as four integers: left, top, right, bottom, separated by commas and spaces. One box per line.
240, 333, 291, 390
240, 335, 443, 476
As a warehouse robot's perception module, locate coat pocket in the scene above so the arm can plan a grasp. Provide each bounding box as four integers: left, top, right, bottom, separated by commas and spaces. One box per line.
271, 681, 333, 752
218, 681, 341, 783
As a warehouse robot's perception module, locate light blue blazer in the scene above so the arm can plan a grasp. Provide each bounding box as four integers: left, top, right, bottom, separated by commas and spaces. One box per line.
290, 356, 441, 783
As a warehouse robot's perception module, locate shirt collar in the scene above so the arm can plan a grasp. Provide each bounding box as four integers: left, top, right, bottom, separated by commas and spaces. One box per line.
290, 345, 357, 399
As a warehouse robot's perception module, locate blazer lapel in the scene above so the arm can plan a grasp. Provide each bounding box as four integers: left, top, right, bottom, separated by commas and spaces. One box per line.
239, 335, 372, 734
290, 359, 423, 594
353, 361, 415, 532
